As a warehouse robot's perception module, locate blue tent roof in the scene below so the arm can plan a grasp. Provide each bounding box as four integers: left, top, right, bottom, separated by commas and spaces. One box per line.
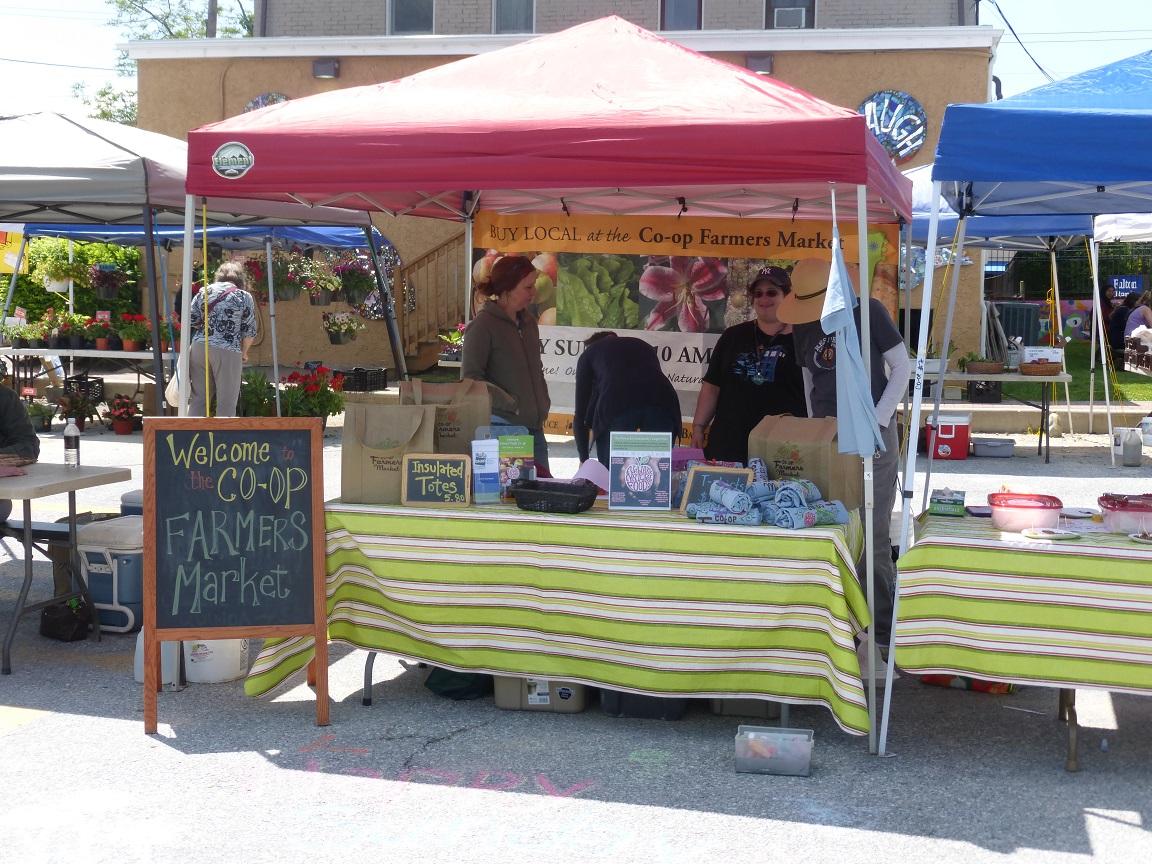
905, 165, 1091, 250
22, 223, 391, 251
932, 50, 1152, 217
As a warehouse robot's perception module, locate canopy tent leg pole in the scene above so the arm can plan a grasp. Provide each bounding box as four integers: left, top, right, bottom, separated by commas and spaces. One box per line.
177, 196, 195, 416
1087, 240, 1100, 434
1088, 242, 1116, 465
849, 186, 878, 756
140, 207, 166, 415
885, 187, 948, 757
922, 218, 968, 513
898, 219, 913, 494
366, 226, 408, 382
463, 216, 475, 324
1, 235, 27, 320
1048, 247, 1074, 435
264, 239, 282, 416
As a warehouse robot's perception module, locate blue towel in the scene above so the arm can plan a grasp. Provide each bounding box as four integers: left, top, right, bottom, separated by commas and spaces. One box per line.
754, 502, 782, 524
775, 507, 818, 529
812, 499, 850, 526
773, 479, 822, 509
686, 501, 728, 519
748, 481, 781, 502
709, 479, 753, 515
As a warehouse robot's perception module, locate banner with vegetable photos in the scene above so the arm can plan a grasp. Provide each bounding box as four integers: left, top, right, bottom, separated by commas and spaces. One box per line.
471, 212, 900, 421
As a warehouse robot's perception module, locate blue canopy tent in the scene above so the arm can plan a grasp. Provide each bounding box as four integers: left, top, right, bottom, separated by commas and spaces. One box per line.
12, 223, 399, 413
882, 51, 1152, 752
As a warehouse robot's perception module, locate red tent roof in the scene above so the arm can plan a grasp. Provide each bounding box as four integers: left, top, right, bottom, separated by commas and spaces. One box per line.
186, 16, 910, 222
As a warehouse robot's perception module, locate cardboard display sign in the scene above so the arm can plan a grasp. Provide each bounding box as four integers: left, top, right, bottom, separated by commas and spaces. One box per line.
746, 415, 863, 510
401, 453, 471, 507
341, 402, 436, 504
608, 431, 673, 510
143, 417, 328, 733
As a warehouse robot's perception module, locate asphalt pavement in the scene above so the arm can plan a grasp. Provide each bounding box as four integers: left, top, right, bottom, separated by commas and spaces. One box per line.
1, 415, 1150, 864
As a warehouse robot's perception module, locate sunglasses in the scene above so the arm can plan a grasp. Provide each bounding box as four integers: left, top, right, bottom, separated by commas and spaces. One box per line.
751, 287, 783, 299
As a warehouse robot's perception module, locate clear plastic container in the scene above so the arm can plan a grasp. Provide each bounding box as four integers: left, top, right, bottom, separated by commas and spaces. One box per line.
734, 725, 813, 776
987, 493, 1062, 532
1098, 494, 1152, 534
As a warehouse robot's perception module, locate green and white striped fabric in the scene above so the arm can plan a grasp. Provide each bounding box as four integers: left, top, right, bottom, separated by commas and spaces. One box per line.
896, 516, 1152, 694
247, 503, 871, 734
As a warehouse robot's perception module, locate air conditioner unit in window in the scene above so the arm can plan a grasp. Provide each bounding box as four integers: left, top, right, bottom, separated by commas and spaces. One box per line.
774, 7, 807, 28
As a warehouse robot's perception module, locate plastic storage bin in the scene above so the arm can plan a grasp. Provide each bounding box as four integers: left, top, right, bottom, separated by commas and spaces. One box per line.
77, 515, 143, 633
600, 689, 688, 720
971, 437, 1015, 458
493, 676, 586, 712
710, 698, 782, 720
1098, 494, 1152, 534
734, 725, 814, 776
988, 493, 1062, 532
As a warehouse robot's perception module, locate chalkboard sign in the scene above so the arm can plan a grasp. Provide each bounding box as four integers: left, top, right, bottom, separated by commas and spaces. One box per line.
679, 466, 753, 514
142, 418, 328, 732
401, 453, 471, 507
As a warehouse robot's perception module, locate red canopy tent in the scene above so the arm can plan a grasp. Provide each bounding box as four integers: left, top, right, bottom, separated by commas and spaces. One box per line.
185, 16, 910, 224
184, 16, 913, 750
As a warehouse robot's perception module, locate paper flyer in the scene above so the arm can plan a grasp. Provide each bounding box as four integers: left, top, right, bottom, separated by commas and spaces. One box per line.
608, 431, 672, 510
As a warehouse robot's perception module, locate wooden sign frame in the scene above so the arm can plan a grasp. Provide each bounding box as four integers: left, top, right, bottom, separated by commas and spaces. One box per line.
142, 417, 328, 733
679, 465, 754, 514
400, 453, 471, 508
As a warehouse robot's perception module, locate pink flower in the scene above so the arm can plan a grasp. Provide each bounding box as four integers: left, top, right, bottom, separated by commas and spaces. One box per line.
639, 256, 728, 332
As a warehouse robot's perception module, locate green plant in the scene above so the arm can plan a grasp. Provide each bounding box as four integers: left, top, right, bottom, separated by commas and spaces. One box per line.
238, 369, 275, 417
439, 322, 466, 349
321, 310, 366, 335
25, 399, 55, 420
956, 351, 994, 371
278, 366, 345, 418
28, 240, 88, 287
55, 391, 98, 421
84, 317, 114, 339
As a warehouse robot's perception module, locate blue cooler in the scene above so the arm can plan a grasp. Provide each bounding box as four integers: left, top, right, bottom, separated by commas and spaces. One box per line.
121, 489, 144, 516
77, 516, 144, 633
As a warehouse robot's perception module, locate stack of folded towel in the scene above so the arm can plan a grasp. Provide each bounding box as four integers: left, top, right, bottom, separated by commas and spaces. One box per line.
690, 463, 850, 529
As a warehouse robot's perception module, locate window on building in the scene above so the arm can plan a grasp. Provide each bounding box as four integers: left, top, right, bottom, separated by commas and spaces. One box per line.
494, 0, 533, 33
392, 0, 433, 34
661, 0, 701, 30
766, 0, 815, 30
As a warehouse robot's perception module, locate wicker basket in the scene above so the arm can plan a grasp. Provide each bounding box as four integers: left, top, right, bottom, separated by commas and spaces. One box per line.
963, 361, 1006, 375
510, 479, 599, 514
1018, 361, 1061, 376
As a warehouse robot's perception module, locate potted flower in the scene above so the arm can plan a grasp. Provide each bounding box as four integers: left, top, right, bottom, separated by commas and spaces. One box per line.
29, 241, 88, 291
271, 248, 337, 302
85, 317, 114, 350
103, 394, 139, 435
332, 254, 377, 306
21, 320, 49, 349
118, 314, 151, 351
438, 322, 465, 362
303, 259, 341, 306
159, 316, 180, 352
25, 399, 56, 432
278, 365, 345, 420
238, 369, 275, 417
89, 264, 128, 300
321, 310, 366, 345
55, 391, 98, 431
242, 258, 268, 302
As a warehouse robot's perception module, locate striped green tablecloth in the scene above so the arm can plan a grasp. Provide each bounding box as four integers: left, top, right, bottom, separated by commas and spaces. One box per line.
247, 503, 871, 734
896, 516, 1152, 694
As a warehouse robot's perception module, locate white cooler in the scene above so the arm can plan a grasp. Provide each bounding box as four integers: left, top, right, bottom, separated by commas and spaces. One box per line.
77, 515, 144, 633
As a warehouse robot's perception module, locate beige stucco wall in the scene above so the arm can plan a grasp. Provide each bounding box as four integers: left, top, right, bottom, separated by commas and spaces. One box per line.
138, 43, 991, 362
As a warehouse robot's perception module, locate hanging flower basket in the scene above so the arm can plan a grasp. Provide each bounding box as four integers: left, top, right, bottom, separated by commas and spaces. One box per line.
309, 289, 333, 306
327, 330, 355, 345
333, 255, 377, 307
274, 281, 303, 301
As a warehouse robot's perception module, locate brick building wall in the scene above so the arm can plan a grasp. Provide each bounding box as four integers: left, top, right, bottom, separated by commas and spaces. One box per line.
259, 0, 960, 37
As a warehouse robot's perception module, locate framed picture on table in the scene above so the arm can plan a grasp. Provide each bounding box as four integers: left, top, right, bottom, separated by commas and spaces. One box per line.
679, 465, 754, 515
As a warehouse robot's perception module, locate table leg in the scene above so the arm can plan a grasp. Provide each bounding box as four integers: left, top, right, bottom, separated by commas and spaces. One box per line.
1, 499, 36, 675
362, 651, 378, 706
1042, 386, 1051, 463
1058, 689, 1080, 772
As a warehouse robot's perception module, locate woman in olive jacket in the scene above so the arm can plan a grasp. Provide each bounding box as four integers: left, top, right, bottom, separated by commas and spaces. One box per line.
462, 254, 552, 473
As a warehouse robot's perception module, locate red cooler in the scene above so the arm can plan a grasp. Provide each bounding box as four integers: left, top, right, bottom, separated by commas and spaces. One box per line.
925, 413, 971, 460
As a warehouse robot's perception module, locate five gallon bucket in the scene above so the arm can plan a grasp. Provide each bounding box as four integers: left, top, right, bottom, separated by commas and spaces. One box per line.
183, 639, 249, 683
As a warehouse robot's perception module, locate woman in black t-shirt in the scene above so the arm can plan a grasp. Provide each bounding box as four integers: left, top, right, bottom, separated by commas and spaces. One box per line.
690, 266, 806, 464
